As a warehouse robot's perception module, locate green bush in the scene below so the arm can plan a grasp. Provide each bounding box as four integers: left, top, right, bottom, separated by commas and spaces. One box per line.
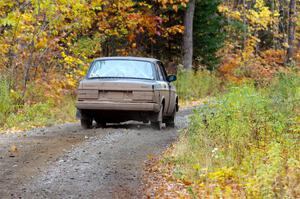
0, 77, 76, 131
167, 73, 300, 198
0, 76, 13, 126
175, 70, 222, 102
5, 102, 53, 129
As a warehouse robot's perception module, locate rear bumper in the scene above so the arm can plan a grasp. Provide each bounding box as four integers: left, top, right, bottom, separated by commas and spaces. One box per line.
76, 101, 160, 112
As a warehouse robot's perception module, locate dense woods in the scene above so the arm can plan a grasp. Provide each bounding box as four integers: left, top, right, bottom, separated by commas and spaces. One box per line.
0, 0, 298, 96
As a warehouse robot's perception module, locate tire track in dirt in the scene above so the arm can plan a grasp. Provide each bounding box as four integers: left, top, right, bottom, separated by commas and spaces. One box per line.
0, 107, 193, 199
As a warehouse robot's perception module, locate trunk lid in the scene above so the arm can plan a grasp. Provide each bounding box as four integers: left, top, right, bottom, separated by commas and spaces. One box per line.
78, 79, 155, 102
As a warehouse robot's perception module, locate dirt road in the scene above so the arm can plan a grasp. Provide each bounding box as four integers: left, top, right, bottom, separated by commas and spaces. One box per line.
0, 108, 193, 199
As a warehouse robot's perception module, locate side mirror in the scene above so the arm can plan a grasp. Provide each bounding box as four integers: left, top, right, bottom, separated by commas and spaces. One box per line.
167, 75, 177, 82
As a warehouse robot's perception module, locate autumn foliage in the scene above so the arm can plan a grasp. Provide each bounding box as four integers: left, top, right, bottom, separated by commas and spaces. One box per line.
0, 0, 187, 97
217, 0, 299, 83
0, 0, 298, 98
0, 1, 299, 198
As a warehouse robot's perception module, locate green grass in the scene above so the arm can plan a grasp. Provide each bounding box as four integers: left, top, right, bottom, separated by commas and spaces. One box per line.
4, 98, 76, 130
0, 77, 13, 126
165, 73, 300, 198
174, 70, 223, 102
0, 76, 76, 132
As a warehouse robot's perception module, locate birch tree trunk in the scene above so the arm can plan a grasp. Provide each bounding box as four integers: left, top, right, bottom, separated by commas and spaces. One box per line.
286, 0, 296, 64
183, 0, 195, 70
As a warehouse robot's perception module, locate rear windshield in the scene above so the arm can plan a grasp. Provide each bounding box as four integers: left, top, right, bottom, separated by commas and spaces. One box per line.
88, 60, 154, 80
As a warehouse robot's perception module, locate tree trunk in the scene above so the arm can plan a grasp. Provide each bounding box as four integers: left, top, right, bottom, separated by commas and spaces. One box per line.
183, 0, 195, 70
242, 0, 247, 51
286, 0, 296, 64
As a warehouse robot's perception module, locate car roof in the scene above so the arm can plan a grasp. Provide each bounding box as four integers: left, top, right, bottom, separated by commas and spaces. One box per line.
94, 56, 159, 63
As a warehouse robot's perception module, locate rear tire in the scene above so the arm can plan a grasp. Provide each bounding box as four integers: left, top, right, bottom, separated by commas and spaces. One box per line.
165, 120, 175, 128
96, 120, 106, 128
165, 109, 176, 128
151, 105, 163, 130
81, 118, 93, 129
151, 121, 163, 130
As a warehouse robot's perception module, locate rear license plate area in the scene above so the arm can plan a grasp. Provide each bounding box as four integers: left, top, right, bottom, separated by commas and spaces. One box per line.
99, 91, 132, 100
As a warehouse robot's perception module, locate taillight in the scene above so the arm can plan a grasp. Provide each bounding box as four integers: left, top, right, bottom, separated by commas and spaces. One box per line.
132, 91, 154, 101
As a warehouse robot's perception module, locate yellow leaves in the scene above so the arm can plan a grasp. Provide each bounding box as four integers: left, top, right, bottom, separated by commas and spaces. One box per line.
76, 69, 87, 77
9, 145, 18, 157
163, 25, 184, 37
219, 1, 275, 31
0, 43, 9, 55
251, 1, 273, 30
158, 0, 188, 10
137, 2, 152, 9
219, 5, 241, 21
90, 0, 105, 7
131, 43, 137, 48
254, 0, 266, 10
218, 1, 287, 83
22, 13, 34, 23
61, 51, 87, 88
282, 42, 289, 49
66, 74, 77, 88
248, 6, 272, 30
273, 11, 280, 17
181, 0, 188, 8
62, 53, 84, 68
207, 167, 235, 185
173, 5, 178, 12
61, 51, 66, 58
0, 12, 17, 27
218, 5, 229, 13
242, 36, 260, 61
36, 37, 48, 49
9, 145, 18, 153
231, 11, 242, 21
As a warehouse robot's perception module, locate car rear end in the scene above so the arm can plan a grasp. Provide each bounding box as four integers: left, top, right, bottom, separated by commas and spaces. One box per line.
76, 79, 160, 115
76, 58, 160, 128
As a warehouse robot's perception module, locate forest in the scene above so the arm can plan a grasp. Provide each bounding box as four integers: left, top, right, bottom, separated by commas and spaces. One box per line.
0, 0, 299, 198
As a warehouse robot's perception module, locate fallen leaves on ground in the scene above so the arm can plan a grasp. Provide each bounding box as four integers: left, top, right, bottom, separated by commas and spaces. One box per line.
9, 145, 18, 153
141, 147, 191, 199
8, 144, 19, 157
180, 97, 213, 109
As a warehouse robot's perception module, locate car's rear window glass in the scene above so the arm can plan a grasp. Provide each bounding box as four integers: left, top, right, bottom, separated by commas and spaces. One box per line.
88, 60, 154, 80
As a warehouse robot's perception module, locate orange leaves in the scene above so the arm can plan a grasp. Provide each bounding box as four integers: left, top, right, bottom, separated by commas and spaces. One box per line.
219, 48, 287, 83
158, 0, 189, 9
143, 156, 191, 199
296, 50, 300, 69
219, 54, 243, 82
0, 0, 185, 103
260, 49, 285, 66
217, 1, 289, 83
163, 25, 184, 37
172, 4, 179, 12
126, 13, 160, 37
127, 34, 135, 43
96, 0, 161, 47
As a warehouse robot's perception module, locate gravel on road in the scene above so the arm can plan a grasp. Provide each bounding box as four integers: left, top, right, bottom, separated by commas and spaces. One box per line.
0, 107, 194, 199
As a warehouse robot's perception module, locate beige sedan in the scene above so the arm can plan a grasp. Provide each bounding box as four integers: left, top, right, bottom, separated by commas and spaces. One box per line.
76, 57, 178, 130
